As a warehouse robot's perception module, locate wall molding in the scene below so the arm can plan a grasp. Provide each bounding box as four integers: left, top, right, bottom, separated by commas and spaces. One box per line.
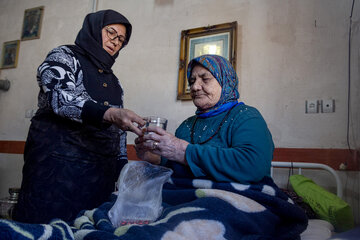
1, 141, 358, 171
0, 140, 25, 154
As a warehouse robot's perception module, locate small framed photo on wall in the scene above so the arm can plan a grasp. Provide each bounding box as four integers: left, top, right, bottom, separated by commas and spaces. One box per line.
21, 6, 44, 41
1, 40, 20, 69
177, 22, 237, 100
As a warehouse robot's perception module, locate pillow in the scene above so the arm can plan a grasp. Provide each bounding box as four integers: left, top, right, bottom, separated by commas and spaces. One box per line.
290, 174, 354, 232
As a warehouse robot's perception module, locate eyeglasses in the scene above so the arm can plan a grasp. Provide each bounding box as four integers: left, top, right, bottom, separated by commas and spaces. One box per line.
105, 27, 127, 45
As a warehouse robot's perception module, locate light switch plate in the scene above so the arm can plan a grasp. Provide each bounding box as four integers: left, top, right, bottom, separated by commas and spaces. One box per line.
305, 100, 318, 114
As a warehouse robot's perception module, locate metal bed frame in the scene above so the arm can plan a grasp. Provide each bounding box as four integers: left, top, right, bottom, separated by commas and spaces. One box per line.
271, 161, 343, 198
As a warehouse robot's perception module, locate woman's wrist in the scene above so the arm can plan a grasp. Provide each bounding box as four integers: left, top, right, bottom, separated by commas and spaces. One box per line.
176, 140, 189, 165
103, 107, 115, 123
82, 101, 110, 127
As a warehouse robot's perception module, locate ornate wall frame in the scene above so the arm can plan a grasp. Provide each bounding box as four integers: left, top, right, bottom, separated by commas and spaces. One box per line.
177, 21, 237, 100
1, 40, 20, 69
21, 6, 44, 41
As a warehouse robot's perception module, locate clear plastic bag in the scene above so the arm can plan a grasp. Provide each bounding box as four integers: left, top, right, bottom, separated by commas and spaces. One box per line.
108, 161, 173, 227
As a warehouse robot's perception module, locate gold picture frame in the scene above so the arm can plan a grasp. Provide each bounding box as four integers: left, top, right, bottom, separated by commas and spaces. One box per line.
21, 6, 44, 41
177, 21, 237, 100
1, 40, 20, 69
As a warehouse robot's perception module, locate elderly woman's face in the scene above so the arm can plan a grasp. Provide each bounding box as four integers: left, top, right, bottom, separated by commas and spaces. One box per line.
101, 24, 127, 56
189, 65, 222, 111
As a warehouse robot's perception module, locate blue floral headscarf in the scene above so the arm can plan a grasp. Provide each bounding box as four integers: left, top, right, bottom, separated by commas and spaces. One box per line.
187, 55, 240, 116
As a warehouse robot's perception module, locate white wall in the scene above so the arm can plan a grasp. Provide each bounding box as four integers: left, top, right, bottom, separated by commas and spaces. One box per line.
0, 0, 359, 222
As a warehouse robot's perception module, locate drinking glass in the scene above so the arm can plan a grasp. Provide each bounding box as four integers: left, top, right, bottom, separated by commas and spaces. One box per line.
144, 116, 167, 131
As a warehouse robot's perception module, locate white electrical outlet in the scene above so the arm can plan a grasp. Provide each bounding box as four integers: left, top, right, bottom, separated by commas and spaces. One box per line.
305, 100, 318, 113
321, 99, 335, 113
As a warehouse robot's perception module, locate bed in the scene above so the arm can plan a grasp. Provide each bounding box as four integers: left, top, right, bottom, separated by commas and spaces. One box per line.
271, 161, 341, 240
0, 161, 357, 240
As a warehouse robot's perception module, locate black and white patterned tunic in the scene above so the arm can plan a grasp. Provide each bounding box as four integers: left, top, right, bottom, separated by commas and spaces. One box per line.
36, 45, 127, 160
15, 46, 128, 223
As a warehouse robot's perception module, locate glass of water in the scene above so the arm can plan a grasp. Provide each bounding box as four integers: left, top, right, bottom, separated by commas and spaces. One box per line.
144, 116, 167, 131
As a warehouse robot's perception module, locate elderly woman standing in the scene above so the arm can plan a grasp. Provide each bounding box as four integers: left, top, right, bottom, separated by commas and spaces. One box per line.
14, 10, 145, 224
135, 54, 274, 183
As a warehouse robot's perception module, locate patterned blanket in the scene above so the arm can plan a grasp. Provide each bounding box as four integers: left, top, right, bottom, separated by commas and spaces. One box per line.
0, 176, 308, 240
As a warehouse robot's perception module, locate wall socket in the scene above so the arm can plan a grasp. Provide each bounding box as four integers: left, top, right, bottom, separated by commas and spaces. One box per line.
321, 99, 335, 113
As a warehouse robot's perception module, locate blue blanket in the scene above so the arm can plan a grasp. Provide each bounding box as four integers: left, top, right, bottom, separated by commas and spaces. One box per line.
0, 177, 307, 239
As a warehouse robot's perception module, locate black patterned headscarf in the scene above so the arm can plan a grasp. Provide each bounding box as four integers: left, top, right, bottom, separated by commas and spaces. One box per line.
187, 55, 239, 115
74, 10, 132, 72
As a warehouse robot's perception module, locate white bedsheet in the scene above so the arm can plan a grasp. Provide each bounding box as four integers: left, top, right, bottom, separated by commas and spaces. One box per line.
301, 219, 334, 240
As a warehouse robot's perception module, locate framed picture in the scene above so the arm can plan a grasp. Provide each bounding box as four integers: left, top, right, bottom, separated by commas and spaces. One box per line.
21, 6, 44, 41
1, 40, 20, 69
177, 21, 237, 100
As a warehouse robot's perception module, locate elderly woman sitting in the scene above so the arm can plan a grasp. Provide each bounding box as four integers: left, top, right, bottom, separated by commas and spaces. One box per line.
135, 54, 274, 183
131, 55, 307, 239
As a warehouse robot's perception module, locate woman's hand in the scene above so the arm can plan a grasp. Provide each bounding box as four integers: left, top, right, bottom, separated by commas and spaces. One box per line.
134, 130, 161, 164
134, 126, 189, 165
103, 108, 145, 136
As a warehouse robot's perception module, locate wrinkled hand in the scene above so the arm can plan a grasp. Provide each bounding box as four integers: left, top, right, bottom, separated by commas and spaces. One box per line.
103, 108, 146, 136
134, 126, 189, 165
